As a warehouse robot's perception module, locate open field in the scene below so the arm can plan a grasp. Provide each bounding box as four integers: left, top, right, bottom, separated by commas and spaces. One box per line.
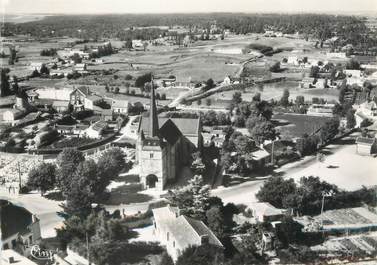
272, 113, 332, 139
211, 80, 340, 104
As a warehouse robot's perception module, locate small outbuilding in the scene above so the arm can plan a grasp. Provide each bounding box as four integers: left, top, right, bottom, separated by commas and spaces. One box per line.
356, 137, 376, 156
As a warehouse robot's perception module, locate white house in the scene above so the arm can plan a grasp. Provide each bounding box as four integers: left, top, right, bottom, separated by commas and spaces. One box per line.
307, 103, 335, 117
85, 121, 108, 139
112, 99, 129, 114
326, 52, 347, 59
152, 206, 223, 262
246, 202, 287, 223
29, 62, 43, 71
2, 109, 24, 123
84, 95, 102, 110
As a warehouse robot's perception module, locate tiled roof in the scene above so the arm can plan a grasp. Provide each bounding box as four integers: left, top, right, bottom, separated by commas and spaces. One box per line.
244, 149, 270, 161
52, 100, 69, 107
159, 119, 182, 145
152, 206, 223, 250
0, 200, 34, 240
247, 202, 286, 217
87, 95, 102, 101
356, 137, 376, 145
139, 116, 200, 137
92, 121, 107, 131
185, 217, 223, 247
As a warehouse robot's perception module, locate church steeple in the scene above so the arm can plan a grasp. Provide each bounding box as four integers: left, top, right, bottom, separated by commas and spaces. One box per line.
149, 75, 159, 138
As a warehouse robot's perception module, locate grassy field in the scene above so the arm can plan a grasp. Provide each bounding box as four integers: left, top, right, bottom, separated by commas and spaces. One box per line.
272, 113, 332, 139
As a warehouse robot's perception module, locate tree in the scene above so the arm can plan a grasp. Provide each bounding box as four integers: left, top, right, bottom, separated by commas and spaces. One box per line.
205, 78, 215, 90
169, 175, 211, 221
309, 66, 320, 78
40, 64, 49, 75
71, 53, 82, 64
233, 134, 255, 155
346, 109, 356, 129
125, 39, 133, 50
114, 87, 120, 94
0, 68, 12, 97
97, 148, 126, 182
319, 118, 339, 143
256, 176, 297, 208
197, 99, 202, 105
249, 120, 276, 145
232, 92, 242, 105
275, 216, 303, 247
143, 41, 148, 52
64, 168, 95, 218
27, 163, 57, 195
8, 47, 17, 65
269, 62, 281, 73
346, 59, 360, 70
206, 206, 225, 239
280, 89, 290, 107
176, 245, 224, 265
295, 96, 305, 106
161, 93, 167, 100
160, 251, 174, 265
206, 98, 212, 106
135, 72, 152, 88
56, 148, 85, 195
338, 83, 347, 104
252, 92, 261, 102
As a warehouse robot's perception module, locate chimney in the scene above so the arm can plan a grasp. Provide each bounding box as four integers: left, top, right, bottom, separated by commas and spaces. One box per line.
200, 235, 209, 245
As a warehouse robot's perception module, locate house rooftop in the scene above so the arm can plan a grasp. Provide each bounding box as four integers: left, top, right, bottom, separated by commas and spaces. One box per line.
92, 121, 108, 131
52, 100, 69, 107
356, 137, 376, 145
152, 206, 223, 249
0, 200, 36, 240
112, 99, 129, 109
247, 202, 286, 217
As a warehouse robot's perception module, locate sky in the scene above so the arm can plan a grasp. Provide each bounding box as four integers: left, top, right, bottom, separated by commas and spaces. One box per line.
2, 0, 377, 14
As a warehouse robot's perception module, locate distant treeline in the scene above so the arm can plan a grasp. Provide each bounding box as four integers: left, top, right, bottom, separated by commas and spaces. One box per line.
2, 13, 374, 47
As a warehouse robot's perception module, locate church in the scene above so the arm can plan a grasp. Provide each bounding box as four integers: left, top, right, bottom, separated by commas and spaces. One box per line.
136, 82, 202, 190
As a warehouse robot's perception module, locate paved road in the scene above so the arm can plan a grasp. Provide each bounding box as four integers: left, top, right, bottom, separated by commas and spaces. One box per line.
211, 134, 358, 205
115, 115, 140, 142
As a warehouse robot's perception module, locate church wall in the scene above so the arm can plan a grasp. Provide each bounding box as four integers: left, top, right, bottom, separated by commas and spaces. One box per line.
139, 146, 165, 190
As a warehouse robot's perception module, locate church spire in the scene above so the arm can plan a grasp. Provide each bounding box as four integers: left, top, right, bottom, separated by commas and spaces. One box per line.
149, 75, 159, 137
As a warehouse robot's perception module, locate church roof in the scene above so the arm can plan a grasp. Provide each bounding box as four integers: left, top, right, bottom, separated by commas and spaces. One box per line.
139, 116, 200, 137
159, 119, 182, 145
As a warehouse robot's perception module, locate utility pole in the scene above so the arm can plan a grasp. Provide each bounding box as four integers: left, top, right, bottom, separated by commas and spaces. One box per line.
271, 140, 275, 165
86, 232, 90, 265
18, 161, 22, 191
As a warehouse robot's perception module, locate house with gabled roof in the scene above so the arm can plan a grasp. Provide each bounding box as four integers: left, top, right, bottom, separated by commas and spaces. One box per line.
69, 87, 90, 111
112, 99, 129, 114
152, 205, 223, 262
0, 200, 41, 256
356, 137, 376, 156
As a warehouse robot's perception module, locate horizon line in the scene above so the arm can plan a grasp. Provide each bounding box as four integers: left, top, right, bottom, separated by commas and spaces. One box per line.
3, 10, 377, 15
